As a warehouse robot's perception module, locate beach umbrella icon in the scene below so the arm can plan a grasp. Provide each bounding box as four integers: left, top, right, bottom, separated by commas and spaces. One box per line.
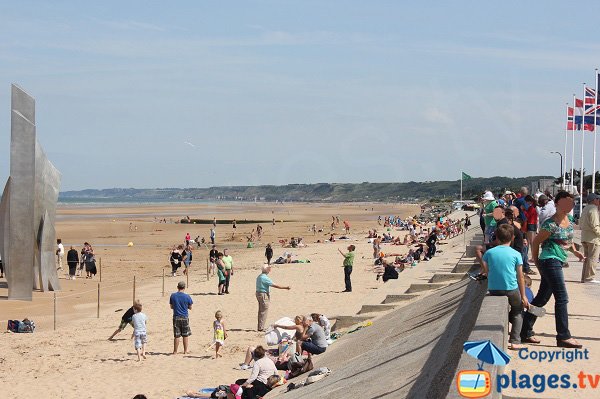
463, 340, 511, 370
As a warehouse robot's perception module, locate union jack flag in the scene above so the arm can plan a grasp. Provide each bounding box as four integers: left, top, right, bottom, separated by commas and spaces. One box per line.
586, 87, 597, 104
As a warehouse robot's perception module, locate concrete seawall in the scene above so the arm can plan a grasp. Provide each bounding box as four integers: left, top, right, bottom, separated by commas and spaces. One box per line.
278, 278, 488, 398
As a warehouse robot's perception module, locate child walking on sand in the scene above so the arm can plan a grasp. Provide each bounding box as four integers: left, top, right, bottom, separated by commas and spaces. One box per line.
213, 310, 227, 358
131, 300, 148, 361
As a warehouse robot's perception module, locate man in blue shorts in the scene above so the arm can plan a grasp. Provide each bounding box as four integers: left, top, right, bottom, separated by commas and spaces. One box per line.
170, 281, 193, 354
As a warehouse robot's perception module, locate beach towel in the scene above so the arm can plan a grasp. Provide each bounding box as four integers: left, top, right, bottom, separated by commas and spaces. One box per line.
305, 367, 331, 384
177, 387, 226, 399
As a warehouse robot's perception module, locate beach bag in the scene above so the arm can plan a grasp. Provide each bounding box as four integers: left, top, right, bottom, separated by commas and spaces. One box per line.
264, 328, 280, 346
288, 356, 313, 379
287, 352, 304, 369
7, 320, 20, 333
19, 319, 35, 333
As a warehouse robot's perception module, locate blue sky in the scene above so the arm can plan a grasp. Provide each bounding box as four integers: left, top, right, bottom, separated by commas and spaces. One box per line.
1, 1, 600, 190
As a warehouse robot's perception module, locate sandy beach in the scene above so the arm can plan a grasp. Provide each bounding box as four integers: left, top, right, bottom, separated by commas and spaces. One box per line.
0, 201, 428, 398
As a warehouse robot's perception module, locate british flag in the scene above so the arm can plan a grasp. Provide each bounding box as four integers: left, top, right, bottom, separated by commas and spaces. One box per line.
586, 87, 596, 104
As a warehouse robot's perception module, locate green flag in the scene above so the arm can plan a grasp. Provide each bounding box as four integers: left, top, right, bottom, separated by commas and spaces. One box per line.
462, 172, 472, 180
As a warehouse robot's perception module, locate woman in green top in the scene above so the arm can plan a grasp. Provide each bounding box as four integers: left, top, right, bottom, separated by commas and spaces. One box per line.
521, 191, 584, 348
339, 245, 356, 293
216, 252, 226, 295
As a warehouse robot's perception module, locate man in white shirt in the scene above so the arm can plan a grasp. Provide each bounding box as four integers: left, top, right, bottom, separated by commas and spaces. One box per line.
537, 195, 556, 226
56, 239, 65, 271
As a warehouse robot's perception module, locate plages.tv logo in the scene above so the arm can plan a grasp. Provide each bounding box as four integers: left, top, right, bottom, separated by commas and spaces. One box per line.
456, 340, 511, 398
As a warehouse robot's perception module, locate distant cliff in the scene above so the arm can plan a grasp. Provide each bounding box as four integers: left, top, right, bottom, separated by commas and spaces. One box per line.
59, 176, 553, 202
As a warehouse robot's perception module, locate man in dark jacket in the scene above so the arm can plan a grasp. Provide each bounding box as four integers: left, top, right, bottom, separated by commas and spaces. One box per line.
67, 246, 79, 280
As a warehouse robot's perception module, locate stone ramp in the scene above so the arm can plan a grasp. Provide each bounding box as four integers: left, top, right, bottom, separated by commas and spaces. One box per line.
273, 278, 487, 399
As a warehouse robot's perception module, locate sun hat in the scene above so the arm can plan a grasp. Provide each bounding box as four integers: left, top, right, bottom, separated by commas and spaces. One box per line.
229, 384, 243, 399
481, 191, 495, 201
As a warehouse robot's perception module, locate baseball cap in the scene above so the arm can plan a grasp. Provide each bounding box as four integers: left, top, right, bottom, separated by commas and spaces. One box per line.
587, 193, 600, 202
229, 384, 243, 399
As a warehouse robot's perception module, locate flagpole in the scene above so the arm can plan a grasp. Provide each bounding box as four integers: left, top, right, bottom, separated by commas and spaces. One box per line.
594, 68, 599, 193
564, 103, 569, 189
460, 172, 463, 203
581, 83, 586, 216
572, 94, 577, 191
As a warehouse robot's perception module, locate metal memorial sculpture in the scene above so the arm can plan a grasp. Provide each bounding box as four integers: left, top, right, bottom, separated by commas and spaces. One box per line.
0, 84, 61, 300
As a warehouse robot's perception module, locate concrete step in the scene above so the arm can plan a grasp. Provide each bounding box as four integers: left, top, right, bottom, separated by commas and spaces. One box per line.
466, 245, 478, 257
405, 282, 447, 293
331, 315, 372, 331
452, 262, 478, 273
381, 294, 420, 304
357, 304, 397, 314
429, 272, 467, 283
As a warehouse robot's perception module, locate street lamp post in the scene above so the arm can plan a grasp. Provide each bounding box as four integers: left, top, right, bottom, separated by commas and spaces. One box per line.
551, 151, 564, 189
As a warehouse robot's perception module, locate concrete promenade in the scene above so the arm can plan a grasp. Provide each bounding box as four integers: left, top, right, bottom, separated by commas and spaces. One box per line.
501, 230, 600, 399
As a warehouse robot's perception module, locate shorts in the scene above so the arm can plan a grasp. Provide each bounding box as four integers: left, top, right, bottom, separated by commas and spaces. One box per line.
484, 225, 497, 244
173, 317, 192, 338
119, 320, 133, 330
134, 333, 147, 349
527, 224, 538, 232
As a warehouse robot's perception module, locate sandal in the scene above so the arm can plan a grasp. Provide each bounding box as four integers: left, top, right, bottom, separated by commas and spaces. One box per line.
557, 339, 582, 348
522, 336, 541, 344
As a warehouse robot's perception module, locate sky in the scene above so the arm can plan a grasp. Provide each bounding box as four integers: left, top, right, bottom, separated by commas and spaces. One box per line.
1, 1, 600, 191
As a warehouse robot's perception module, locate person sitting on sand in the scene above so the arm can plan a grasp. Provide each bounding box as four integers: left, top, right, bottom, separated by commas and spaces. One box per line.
310, 313, 332, 342
239, 346, 291, 370
184, 383, 243, 399
423, 228, 438, 261
298, 317, 328, 355
240, 346, 277, 398
273, 315, 306, 353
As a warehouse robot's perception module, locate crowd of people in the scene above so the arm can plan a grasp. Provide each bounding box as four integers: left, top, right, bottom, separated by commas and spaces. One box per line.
55, 239, 97, 280
49, 209, 474, 399
476, 187, 587, 349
